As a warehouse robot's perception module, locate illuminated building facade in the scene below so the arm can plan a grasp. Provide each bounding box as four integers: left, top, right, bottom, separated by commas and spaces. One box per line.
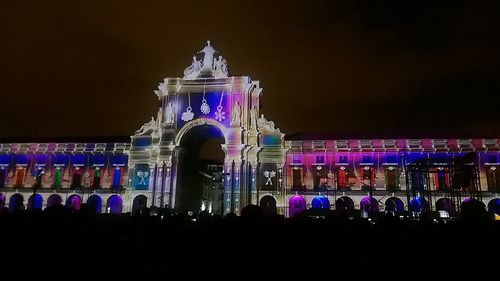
0, 41, 499, 217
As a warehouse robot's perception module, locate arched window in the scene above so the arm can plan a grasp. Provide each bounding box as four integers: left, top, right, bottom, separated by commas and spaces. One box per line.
360, 196, 379, 213
311, 195, 330, 209
384, 197, 404, 214
9, 193, 24, 211
335, 196, 354, 212
87, 195, 102, 214
106, 195, 123, 214
47, 194, 63, 208
66, 194, 82, 211
259, 195, 277, 215
288, 195, 306, 218
27, 194, 43, 210
132, 195, 148, 215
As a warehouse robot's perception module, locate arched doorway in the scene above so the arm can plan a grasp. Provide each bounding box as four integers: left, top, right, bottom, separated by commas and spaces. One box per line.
106, 195, 123, 214
436, 198, 455, 213
47, 194, 63, 208
488, 198, 500, 215
0, 193, 5, 208
260, 195, 277, 215
87, 194, 102, 214
176, 123, 225, 214
27, 194, 43, 210
66, 194, 82, 211
385, 197, 404, 215
132, 195, 148, 215
360, 196, 379, 213
311, 195, 330, 209
409, 197, 429, 213
335, 196, 354, 212
289, 195, 306, 218
9, 193, 24, 211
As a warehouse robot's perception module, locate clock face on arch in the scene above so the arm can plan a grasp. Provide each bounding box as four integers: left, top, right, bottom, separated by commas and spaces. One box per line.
176, 91, 231, 128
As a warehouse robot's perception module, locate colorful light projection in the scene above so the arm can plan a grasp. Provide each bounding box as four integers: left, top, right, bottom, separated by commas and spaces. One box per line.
288, 195, 306, 217
409, 197, 429, 213
384, 197, 405, 214
47, 194, 63, 207
311, 195, 330, 209
106, 195, 123, 214
27, 193, 43, 210
87, 194, 102, 213
133, 164, 150, 190
175, 91, 231, 128
66, 194, 82, 211
359, 196, 379, 213
436, 197, 455, 213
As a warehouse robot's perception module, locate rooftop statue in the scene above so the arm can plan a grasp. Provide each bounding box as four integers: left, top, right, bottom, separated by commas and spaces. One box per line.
198, 40, 217, 70
257, 114, 279, 133
183, 41, 230, 79
135, 116, 158, 135
183, 55, 202, 79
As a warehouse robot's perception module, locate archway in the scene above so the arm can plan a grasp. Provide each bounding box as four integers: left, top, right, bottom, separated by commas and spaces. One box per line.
488, 198, 500, 215
311, 195, 330, 209
27, 194, 43, 210
384, 197, 404, 215
409, 197, 429, 213
436, 198, 455, 213
87, 194, 102, 214
335, 196, 354, 212
132, 195, 148, 215
289, 195, 306, 218
106, 195, 123, 214
176, 123, 225, 214
360, 196, 379, 213
9, 193, 24, 211
0, 193, 5, 208
47, 194, 63, 208
260, 195, 277, 215
66, 194, 82, 211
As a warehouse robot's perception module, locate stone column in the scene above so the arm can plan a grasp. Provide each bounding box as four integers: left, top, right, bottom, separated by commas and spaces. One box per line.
223, 160, 233, 214
232, 161, 242, 214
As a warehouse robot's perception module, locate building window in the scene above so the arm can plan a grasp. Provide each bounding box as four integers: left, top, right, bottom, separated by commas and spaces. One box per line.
315, 155, 325, 164
385, 166, 400, 191
487, 166, 500, 192
338, 155, 348, 163
361, 155, 372, 163
292, 155, 302, 164
336, 166, 349, 190
313, 165, 328, 191
360, 166, 375, 191
434, 167, 450, 191
291, 166, 303, 191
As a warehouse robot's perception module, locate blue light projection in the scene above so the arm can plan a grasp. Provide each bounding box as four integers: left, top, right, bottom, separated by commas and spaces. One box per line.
134, 164, 150, 190
409, 197, 429, 212
87, 195, 102, 214
311, 195, 330, 209
176, 91, 230, 128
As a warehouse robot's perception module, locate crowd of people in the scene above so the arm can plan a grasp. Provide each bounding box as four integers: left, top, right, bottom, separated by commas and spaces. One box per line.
0, 201, 497, 278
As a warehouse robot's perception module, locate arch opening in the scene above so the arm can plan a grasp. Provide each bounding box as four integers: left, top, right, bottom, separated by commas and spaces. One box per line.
176, 123, 225, 214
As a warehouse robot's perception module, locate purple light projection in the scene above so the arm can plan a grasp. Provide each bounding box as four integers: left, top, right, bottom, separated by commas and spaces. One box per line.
289, 195, 306, 218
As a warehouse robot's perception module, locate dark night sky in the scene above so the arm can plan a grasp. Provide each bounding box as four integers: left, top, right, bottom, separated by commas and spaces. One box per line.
1, 0, 500, 140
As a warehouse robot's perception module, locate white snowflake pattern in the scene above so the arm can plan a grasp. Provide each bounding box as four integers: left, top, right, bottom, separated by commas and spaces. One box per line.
181, 107, 194, 122
200, 99, 210, 114
215, 107, 225, 122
